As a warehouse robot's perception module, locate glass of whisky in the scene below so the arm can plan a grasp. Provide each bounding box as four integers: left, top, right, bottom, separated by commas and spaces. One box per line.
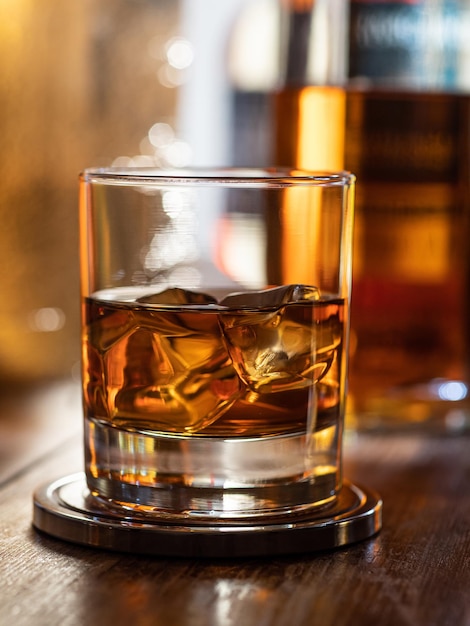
79, 167, 354, 518
33, 167, 381, 557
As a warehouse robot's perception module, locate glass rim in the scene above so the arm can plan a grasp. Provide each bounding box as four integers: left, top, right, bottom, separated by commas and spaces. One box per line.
79, 167, 355, 188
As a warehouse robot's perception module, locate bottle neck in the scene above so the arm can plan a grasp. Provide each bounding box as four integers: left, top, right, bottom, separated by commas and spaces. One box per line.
280, 0, 349, 88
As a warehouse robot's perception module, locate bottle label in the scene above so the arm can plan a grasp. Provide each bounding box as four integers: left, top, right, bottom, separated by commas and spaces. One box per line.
349, 0, 469, 90
345, 90, 468, 184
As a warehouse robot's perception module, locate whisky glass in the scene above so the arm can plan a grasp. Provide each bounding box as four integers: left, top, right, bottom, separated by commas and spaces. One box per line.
79, 167, 355, 521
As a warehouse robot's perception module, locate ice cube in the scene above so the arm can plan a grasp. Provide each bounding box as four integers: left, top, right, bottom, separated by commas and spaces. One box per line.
137, 288, 218, 306
219, 293, 342, 394
104, 305, 242, 433
220, 284, 320, 309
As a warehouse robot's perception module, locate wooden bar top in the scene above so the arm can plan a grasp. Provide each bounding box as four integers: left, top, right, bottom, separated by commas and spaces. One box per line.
0, 380, 469, 626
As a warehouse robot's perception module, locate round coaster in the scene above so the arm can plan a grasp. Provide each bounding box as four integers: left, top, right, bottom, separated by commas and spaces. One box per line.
32, 473, 382, 558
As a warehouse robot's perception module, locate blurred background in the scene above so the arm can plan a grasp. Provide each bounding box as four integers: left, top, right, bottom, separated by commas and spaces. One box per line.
1, 0, 470, 432
1, 0, 181, 383
0, 0, 287, 384
0, 0, 277, 384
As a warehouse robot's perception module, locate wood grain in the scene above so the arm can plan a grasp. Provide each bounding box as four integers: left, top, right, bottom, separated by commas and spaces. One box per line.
0, 381, 469, 626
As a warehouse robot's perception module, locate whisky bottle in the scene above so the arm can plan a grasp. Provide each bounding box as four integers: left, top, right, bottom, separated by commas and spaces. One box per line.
346, 0, 470, 430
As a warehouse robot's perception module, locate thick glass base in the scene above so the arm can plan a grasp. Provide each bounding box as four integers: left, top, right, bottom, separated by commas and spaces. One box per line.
84, 417, 340, 520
